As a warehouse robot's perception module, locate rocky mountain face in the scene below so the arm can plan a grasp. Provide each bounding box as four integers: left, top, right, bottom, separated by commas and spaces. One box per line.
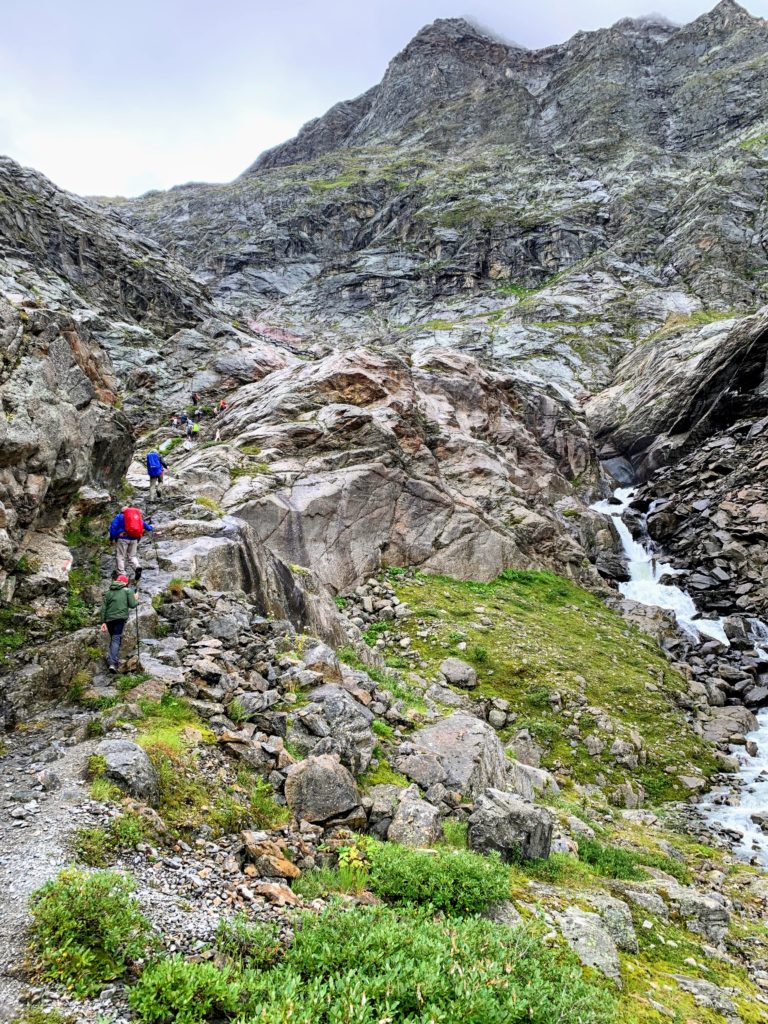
2, 4, 768, 1021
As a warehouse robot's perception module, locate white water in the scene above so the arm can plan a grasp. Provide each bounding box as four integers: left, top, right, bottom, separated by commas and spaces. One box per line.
592, 488, 768, 865
698, 710, 768, 866
591, 488, 729, 645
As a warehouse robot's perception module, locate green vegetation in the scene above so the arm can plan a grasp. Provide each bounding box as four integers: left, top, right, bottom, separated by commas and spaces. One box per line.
130, 905, 617, 1024
230, 461, 270, 480
739, 131, 768, 151
195, 495, 224, 515
646, 308, 739, 343
128, 695, 288, 836
385, 569, 720, 800
368, 842, 508, 914
28, 868, 154, 997
10, 1011, 75, 1024
129, 957, 242, 1024
358, 757, 408, 789
0, 603, 29, 665
216, 914, 282, 970
71, 813, 146, 867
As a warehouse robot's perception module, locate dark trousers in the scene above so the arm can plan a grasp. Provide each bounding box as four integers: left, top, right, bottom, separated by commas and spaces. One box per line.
106, 619, 126, 668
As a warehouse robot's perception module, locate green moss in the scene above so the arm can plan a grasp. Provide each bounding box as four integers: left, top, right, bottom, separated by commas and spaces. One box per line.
384, 569, 719, 800
359, 759, 409, 789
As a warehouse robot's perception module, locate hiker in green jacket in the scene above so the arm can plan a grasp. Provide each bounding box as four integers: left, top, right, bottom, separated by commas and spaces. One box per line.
99, 574, 138, 672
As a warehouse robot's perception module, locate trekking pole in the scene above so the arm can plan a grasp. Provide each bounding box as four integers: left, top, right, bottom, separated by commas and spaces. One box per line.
134, 599, 142, 666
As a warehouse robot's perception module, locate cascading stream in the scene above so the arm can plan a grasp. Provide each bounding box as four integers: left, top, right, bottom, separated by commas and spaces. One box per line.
591, 487, 729, 644
592, 487, 768, 865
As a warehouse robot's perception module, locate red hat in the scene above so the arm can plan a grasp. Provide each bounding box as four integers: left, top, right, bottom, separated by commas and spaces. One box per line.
116, 574, 129, 584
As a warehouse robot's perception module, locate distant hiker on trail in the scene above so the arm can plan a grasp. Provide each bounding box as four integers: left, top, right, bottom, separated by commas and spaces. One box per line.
146, 449, 168, 501
170, 414, 179, 429
192, 392, 201, 405
194, 407, 204, 421
218, 399, 228, 414
99, 574, 138, 673
191, 421, 201, 441
109, 506, 154, 583
186, 419, 193, 440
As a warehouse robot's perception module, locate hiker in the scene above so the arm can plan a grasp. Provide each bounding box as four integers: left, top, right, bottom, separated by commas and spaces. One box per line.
146, 449, 168, 501
191, 421, 201, 441
170, 414, 179, 429
99, 574, 138, 673
218, 398, 228, 414
192, 391, 201, 405
109, 506, 154, 583
194, 406, 204, 421
185, 419, 193, 440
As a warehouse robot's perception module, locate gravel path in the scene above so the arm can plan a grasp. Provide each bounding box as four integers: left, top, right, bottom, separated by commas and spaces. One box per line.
0, 716, 97, 1019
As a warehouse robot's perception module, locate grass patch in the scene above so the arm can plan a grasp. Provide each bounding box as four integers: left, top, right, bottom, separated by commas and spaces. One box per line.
384, 569, 720, 800
358, 758, 409, 789
196, 495, 224, 515
28, 868, 154, 997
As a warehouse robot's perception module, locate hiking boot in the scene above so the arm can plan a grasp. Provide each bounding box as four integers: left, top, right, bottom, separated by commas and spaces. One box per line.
108, 664, 117, 673
134, 566, 143, 583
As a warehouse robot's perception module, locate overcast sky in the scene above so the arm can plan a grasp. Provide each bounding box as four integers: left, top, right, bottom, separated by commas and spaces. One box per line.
1, 0, 766, 197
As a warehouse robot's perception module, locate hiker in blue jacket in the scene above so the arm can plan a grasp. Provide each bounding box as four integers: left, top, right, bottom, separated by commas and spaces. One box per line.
108, 507, 155, 583
146, 450, 168, 502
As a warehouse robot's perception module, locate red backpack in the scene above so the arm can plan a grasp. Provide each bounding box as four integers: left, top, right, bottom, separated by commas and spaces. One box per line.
122, 507, 144, 539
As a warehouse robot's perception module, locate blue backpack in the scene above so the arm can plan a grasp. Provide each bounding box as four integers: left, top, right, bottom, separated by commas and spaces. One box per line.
147, 451, 163, 477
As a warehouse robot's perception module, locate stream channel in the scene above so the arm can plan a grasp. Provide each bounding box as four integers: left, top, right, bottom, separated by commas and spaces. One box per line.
592, 488, 768, 866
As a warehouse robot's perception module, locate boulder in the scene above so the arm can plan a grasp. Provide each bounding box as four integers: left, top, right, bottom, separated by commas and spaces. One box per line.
439, 657, 478, 689
468, 788, 553, 861
507, 762, 560, 801
398, 713, 506, 798
287, 684, 375, 772
284, 753, 361, 824
556, 907, 622, 986
583, 894, 638, 953
94, 739, 159, 805
387, 796, 442, 847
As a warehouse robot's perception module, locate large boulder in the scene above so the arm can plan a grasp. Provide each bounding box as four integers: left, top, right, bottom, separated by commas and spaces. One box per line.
387, 795, 442, 848
286, 684, 375, 772
396, 713, 506, 798
467, 788, 553, 862
284, 753, 362, 825
94, 739, 159, 805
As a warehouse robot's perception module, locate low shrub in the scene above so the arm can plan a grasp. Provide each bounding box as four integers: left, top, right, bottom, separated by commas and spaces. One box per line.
129, 957, 241, 1024
72, 814, 146, 866
130, 904, 617, 1024
28, 868, 154, 996
368, 842, 508, 914
216, 914, 282, 969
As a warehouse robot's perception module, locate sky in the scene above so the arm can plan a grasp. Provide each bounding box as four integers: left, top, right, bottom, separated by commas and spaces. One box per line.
1, 0, 766, 197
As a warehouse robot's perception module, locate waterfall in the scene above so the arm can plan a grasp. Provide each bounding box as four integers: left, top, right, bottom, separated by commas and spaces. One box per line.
591, 488, 729, 646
